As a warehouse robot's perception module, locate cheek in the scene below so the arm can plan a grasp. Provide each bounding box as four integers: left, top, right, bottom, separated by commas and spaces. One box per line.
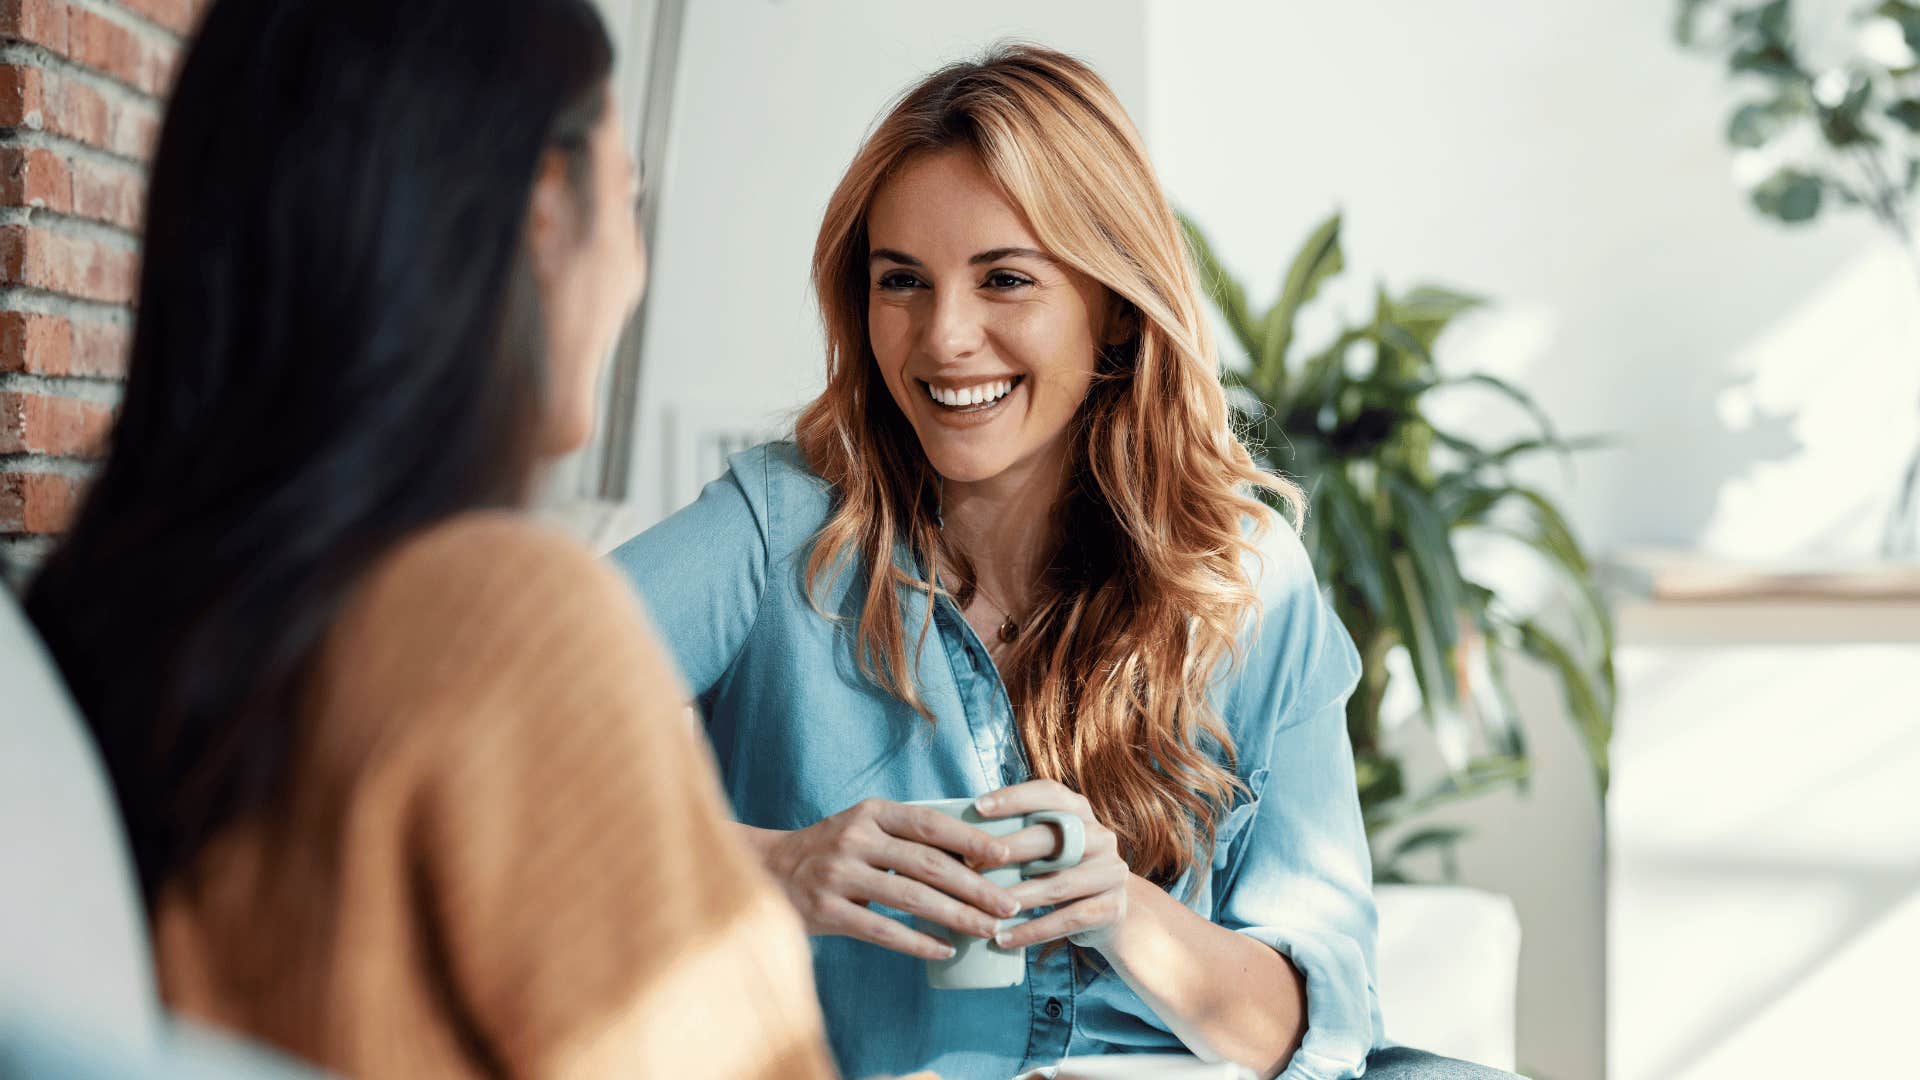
867, 302, 914, 386
599, 219, 644, 320
1000, 305, 1098, 396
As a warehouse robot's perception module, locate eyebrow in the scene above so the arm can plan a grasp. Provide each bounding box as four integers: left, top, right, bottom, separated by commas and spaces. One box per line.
867, 247, 1055, 268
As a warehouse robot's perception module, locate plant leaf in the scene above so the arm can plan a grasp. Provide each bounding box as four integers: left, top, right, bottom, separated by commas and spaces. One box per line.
1256, 213, 1344, 398
1751, 168, 1825, 223
1289, 327, 1368, 421
1385, 473, 1466, 659
1430, 372, 1566, 449
1447, 483, 1618, 680
1817, 77, 1877, 147
1511, 619, 1612, 792
1386, 547, 1468, 770
1728, 42, 1804, 79
1388, 285, 1489, 354
1431, 430, 1612, 483
1364, 755, 1530, 833
1388, 825, 1471, 862
1315, 467, 1389, 616
1472, 608, 1531, 769
1727, 97, 1800, 147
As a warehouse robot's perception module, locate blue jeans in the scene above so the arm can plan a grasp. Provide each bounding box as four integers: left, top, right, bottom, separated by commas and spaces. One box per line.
1365, 1046, 1521, 1078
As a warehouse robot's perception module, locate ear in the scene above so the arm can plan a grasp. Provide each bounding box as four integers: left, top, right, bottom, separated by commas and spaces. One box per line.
525, 151, 579, 280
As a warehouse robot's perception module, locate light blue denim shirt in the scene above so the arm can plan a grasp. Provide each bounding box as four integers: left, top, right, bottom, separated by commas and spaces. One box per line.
609, 442, 1384, 1080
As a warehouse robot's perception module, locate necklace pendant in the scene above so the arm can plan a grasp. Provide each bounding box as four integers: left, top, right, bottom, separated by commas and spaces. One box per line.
997, 617, 1019, 644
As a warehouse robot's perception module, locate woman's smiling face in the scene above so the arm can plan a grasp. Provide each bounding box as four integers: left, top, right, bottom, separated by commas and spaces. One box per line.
865, 148, 1118, 485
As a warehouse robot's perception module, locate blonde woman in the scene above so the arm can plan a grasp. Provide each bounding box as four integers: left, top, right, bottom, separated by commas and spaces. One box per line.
613, 46, 1514, 1080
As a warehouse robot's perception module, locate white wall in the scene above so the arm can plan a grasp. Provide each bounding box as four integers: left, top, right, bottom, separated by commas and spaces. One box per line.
1146, 0, 1917, 562
1146, 3, 1919, 1079
626, 0, 1148, 520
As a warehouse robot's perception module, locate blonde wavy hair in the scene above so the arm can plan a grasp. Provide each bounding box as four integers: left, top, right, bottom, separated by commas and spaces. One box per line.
795, 43, 1305, 886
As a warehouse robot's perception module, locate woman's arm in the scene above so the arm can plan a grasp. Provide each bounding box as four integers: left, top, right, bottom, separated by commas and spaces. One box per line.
1097, 877, 1306, 1078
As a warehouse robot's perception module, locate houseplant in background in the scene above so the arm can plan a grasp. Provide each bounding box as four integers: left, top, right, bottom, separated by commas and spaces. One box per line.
1180, 212, 1617, 883
1183, 211, 1616, 1070
1674, 0, 1920, 555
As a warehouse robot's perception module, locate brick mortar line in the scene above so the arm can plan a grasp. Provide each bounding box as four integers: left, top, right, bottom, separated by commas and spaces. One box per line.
0, 286, 136, 323
0, 126, 153, 172
1, 536, 57, 590
0, 370, 125, 400
0, 452, 94, 475
0, 205, 142, 248
0, 41, 163, 109
1, 535, 57, 572
64, 0, 191, 47
64, 0, 190, 45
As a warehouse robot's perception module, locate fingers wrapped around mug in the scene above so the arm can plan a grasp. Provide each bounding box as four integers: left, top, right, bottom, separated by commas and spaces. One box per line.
971, 780, 1133, 949
767, 797, 1023, 959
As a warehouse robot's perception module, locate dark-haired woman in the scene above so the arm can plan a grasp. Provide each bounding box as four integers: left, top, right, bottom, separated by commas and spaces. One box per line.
25, 1, 837, 1076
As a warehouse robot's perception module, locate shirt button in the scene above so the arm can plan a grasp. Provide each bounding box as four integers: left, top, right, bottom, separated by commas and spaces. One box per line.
1044, 997, 1064, 1020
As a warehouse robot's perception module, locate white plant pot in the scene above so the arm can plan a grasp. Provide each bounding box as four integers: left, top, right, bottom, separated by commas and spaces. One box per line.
1375, 884, 1521, 1073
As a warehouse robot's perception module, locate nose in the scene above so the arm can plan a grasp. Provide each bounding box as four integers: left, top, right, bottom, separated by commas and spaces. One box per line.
923, 285, 985, 362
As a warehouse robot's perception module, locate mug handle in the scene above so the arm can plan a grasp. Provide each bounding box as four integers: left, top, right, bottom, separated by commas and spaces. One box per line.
1020, 810, 1085, 876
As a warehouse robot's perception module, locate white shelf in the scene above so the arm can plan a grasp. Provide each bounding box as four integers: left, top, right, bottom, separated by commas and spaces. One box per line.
1603, 548, 1920, 646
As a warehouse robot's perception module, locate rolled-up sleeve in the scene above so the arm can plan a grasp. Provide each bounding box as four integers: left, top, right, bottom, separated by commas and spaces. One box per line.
1213, 519, 1381, 1080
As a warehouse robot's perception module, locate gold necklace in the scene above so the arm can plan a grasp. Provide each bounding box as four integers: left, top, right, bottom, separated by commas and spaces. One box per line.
937, 555, 1024, 644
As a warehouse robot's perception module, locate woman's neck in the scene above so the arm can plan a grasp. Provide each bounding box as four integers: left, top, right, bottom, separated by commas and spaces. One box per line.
938, 443, 1070, 613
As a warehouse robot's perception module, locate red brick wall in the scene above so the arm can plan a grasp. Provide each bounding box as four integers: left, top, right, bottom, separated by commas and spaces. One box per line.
0, 0, 207, 586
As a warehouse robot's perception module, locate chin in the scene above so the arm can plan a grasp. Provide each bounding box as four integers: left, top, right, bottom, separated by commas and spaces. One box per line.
916, 439, 1016, 484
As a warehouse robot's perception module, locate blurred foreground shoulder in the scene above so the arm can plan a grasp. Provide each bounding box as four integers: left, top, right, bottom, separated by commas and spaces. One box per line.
315, 510, 687, 728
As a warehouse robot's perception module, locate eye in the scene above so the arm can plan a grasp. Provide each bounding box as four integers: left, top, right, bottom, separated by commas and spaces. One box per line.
983, 270, 1034, 291
876, 271, 924, 291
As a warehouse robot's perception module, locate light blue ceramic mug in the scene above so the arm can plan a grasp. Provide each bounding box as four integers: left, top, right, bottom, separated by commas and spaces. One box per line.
906, 797, 1086, 989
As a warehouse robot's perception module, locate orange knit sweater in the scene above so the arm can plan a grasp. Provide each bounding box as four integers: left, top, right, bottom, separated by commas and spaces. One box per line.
152, 513, 840, 1079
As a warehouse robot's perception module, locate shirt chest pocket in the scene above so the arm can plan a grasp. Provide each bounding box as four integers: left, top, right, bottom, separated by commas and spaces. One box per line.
1210, 766, 1271, 877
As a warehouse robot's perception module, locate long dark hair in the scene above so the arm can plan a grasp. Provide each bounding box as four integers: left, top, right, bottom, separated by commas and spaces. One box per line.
25, 0, 615, 901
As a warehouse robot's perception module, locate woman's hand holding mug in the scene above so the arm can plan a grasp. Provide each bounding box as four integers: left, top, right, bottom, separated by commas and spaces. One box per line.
761, 798, 1022, 960
973, 779, 1133, 950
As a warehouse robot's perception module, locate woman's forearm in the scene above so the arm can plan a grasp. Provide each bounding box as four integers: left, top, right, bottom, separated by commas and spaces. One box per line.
1095, 875, 1306, 1080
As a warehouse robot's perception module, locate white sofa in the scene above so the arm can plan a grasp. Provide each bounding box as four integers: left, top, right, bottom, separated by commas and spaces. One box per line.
1375, 885, 1521, 1073
0, 588, 327, 1079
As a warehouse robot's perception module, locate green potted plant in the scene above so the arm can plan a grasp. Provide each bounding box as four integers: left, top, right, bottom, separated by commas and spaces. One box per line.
1181, 212, 1616, 882
1675, 0, 1920, 555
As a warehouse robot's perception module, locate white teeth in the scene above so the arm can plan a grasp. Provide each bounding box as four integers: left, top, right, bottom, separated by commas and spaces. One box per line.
926, 378, 1017, 408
